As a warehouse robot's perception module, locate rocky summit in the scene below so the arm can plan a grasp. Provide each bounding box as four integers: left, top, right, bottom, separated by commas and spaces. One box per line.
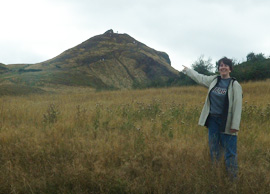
0, 30, 179, 89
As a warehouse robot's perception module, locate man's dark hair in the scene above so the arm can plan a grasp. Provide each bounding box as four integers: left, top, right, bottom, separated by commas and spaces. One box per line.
217, 57, 233, 71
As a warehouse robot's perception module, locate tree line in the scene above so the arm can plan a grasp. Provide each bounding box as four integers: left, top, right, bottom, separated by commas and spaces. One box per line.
170, 52, 270, 86
132, 52, 270, 89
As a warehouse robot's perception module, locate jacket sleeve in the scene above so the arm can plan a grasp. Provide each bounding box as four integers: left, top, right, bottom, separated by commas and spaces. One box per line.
184, 68, 217, 88
231, 81, 242, 130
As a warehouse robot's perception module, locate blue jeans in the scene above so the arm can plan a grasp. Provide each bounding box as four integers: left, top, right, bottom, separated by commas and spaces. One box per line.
208, 115, 238, 178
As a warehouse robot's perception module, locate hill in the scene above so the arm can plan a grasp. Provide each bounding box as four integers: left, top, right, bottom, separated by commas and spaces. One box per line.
0, 30, 179, 89
0, 84, 45, 96
0, 63, 8, 74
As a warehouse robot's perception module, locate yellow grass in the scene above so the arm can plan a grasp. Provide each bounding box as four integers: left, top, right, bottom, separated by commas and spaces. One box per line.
0, 80, 270, 193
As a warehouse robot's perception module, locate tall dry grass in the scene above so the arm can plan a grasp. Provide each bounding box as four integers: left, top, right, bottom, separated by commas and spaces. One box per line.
0, 80, 270, 193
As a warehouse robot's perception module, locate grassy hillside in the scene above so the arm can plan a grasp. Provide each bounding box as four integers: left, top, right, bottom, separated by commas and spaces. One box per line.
0, 80, 269, 193
0, 63, 8, 73
0, 30, 178, 89
0, 84, 45, 96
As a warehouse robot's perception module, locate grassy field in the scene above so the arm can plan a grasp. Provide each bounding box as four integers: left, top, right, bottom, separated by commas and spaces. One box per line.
0, 80, 270, 193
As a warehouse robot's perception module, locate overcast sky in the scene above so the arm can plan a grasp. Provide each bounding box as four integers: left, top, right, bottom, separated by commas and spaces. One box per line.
1, 0, 270, 71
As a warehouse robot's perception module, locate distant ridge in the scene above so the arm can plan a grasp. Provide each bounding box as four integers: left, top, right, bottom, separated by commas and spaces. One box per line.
0, 30, 179, 89
0, 63, 8, 73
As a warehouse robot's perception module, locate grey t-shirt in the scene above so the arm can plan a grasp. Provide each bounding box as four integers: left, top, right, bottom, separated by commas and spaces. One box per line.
209, 78, 231, 115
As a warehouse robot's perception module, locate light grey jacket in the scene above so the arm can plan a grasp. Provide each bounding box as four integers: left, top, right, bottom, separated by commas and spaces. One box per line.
184, 68, 242, 135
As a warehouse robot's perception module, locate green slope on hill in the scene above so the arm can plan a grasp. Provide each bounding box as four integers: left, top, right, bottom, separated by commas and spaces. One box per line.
0, 84, 45, 96
0, 30, 178, 89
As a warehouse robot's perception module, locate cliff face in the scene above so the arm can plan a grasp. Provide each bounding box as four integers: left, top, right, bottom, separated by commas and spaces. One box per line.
1, 30, 179, 89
